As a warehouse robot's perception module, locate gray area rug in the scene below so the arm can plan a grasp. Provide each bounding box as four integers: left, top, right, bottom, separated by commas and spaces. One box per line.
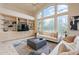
13, 40, 57, 55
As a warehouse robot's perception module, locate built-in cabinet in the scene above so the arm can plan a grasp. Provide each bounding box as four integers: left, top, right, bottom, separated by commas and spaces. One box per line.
0, 14, 35, 32
2, 15, 17, 31
17, 18, 35, 31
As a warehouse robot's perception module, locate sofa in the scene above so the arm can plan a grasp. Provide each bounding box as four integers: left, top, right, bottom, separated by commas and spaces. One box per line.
49, 35, 79, 55
38, 32, 62, 43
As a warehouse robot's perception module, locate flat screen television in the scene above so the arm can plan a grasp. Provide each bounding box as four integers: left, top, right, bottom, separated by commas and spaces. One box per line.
17, 23, 29, 31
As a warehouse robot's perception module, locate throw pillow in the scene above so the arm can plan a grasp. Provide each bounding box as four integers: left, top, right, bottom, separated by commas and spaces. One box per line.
64, 36, 76, 43
51, 32, 58, 38
58, 43, 70, 54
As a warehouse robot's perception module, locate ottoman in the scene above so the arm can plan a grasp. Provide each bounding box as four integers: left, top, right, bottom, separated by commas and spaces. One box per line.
27, 38, 47, 50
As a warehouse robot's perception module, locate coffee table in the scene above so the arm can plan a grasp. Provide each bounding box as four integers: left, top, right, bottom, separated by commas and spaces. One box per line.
27, 38, 47, 50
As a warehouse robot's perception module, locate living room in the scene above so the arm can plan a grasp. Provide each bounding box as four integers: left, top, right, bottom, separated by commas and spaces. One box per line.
0, 3, 79, 55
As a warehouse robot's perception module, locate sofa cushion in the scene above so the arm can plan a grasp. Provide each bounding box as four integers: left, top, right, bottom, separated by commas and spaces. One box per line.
51, 32, 58, 38
58, 43, 70, 54
64, 36, 76, 43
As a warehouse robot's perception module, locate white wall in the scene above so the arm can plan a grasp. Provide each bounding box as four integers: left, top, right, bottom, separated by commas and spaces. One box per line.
0, 4, 34, 20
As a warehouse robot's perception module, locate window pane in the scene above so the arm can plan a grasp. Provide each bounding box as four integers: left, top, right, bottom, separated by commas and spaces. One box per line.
43, 18, 54, 33
57, 5, 68, 14
37, 12, 42, 19
37, 20, 41, 33
58, 15, 68, 35
43, 6, 55, 17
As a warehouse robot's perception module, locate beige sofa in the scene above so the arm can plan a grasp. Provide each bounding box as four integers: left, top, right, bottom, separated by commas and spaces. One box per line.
38, 32, 60, 43
49, 36, 79, 55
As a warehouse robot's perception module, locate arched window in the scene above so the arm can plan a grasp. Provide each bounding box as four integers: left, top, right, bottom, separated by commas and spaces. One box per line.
37, 4, 68, 35
42, 6, 55, 33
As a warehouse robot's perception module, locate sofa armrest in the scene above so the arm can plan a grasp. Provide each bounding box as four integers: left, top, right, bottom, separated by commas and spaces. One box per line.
59, 51, 79, 55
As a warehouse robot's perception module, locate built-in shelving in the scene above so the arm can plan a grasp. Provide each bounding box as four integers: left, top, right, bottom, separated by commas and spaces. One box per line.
0, 14, 35, 32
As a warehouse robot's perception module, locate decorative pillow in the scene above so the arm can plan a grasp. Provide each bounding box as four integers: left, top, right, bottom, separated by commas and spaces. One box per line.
51, 32, 58, 38
58, 43, 70, 54
64, 36, 76, 43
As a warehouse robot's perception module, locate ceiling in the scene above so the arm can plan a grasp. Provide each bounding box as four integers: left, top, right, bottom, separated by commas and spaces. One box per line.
1, 3, 49, 17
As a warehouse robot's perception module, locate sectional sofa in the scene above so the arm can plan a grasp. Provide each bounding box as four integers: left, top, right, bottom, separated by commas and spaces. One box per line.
49, 35, 79, 55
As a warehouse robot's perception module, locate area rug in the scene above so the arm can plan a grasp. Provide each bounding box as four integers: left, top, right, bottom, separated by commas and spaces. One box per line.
13, 40, 57, 55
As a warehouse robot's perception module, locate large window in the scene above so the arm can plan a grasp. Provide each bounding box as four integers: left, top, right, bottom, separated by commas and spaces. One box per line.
43, 18, 54, 32
37, 6, 55, 33
37, 4, 68, 35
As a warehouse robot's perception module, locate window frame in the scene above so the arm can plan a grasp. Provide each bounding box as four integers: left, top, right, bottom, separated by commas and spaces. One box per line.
57, 4, 68, 14
42, 6, 55, 17
42, 18, 54, 33
57, 15, 68, 35
37, 4, 68, 34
